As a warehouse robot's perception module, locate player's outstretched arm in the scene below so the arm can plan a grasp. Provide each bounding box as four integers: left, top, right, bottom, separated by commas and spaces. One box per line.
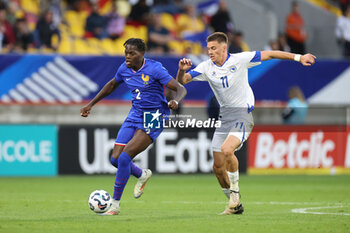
80, 78, 120, 117
166, 79, 187, 110
261, 51, 316, 66
176, 58, 193, 85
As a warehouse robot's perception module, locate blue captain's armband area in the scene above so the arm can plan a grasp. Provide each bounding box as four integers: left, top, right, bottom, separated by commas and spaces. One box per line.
188, 70, 201, 78
250, 51, 261, 63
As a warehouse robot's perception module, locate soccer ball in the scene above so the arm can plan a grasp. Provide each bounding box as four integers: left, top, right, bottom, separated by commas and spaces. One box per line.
88, 190, 112, 213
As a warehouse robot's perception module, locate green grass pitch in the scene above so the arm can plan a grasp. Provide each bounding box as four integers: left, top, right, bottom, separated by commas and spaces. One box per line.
0, 174, 349, 233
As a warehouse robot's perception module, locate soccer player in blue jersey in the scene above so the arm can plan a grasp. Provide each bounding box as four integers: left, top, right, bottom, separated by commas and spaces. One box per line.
80, 38, 187, 215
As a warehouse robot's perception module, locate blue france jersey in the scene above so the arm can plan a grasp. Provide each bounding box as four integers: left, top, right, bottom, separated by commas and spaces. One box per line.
115, 58, 172, 122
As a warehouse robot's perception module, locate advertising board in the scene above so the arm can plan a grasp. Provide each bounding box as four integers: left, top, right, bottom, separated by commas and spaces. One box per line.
58, 125, 247, 174
0, 125, 57, 176
248, 126, 350, 174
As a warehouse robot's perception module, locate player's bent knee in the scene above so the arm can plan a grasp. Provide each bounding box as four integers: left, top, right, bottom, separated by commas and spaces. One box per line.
123, 143, 141, 157
118, 153, 131, 167
221, 146, 233, 157
112, 145, 124, 159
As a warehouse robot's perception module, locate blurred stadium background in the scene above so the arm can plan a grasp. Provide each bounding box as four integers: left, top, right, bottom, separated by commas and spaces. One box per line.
0, 0, 349, 176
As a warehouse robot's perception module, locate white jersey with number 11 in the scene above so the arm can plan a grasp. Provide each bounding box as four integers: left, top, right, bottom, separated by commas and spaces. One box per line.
189, 51, 261, 108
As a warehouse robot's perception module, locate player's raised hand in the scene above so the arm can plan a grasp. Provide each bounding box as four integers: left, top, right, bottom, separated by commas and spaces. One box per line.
168, 100, 178, 110
80, 105, 92, 117
300, 53, 316, 66
179, 58, 192, 71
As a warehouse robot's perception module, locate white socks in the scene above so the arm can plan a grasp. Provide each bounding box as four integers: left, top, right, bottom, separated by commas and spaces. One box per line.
111, 199, 120, 208
222, 171, 240, 198
140, 170, 146, 179
222, 188, 230, 199
227, 171, 239, 192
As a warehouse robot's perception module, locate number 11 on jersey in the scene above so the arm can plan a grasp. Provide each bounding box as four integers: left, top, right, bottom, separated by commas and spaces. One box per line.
220, 76, 229, 88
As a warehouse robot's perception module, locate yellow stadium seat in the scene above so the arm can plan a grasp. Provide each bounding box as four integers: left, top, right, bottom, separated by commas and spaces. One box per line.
65, 10, 88, 38
100, 0, 113, 15
72, 39, 91, 54
122, 25, 137, 39
41, 47, 54, 54
20, 0, 39, 15
51, 34, 60, 48
15, 11, 25, 19
101, 38, 116, 55
27, 47, 38, 54
86, 38, 104, 54
160, 13, 177, 32
176, 13, 205, 37
176, 13, 188, 34
28, 22, 36, 31
86, 37, 100, 46
57, 38, 72, 54
58, 23, 71, 40
121, 25, 147, 42
138, 26, 147, 42
183, 41, 202, 55
168, 41, 185, 55
113, 38, 127, 55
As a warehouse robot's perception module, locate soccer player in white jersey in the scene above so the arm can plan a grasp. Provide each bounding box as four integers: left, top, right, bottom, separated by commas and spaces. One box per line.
176, 32, 316, 215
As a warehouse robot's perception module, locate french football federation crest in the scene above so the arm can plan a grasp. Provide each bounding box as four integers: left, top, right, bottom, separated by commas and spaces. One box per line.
141, 73, 149, 85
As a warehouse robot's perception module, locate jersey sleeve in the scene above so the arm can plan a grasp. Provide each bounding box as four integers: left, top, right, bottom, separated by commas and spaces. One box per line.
188, 61, 208, 81
154, 63, 173, 86
235, 51, 261, 68
114, 65, 124, 84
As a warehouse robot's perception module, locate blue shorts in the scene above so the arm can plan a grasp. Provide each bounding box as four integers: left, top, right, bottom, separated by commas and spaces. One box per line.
115, 120, 164, 146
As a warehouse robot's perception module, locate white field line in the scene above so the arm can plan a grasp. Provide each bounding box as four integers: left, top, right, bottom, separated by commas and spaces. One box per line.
56, 200, 349, 206
159, 201, 350, 216
160, 201, 349, 205
43, 200, 350, 216
291, 206, 350, 216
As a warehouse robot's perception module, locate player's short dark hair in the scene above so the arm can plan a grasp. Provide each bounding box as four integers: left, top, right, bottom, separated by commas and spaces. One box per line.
123, 38, 146, 52
207, 32, 228, 44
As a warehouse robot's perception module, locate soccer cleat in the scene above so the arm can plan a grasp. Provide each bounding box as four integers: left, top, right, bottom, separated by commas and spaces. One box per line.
228, 190, 241, 209
220, 203, 244, 215
98, 200, 120, 216
98, 209, 120, 216
219, 191, 244, 215
134, 169, 152, 198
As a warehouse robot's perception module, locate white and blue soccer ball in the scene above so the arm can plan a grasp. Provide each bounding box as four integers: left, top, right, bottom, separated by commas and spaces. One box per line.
88, 190, 112, 213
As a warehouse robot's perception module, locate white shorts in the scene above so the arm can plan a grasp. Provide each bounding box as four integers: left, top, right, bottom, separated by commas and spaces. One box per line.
211, 107, 254, 152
